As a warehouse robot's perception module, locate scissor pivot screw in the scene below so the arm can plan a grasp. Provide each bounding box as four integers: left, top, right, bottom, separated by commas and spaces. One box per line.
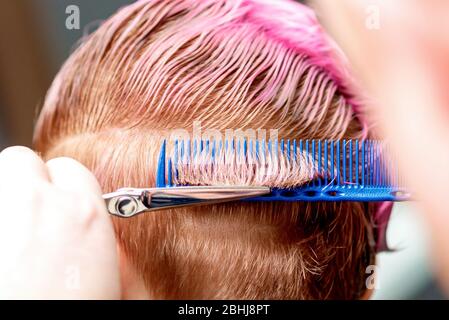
116, 196, 138, 216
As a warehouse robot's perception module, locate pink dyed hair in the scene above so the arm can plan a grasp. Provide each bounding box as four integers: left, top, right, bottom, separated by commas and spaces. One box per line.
33, 0, 386, 299
37, 0, 368, 141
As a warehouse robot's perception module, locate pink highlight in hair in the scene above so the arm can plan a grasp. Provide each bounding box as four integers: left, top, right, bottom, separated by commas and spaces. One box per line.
38, 0, 389, 252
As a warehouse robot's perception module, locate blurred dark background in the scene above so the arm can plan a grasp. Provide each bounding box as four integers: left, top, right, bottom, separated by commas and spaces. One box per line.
0, 0, 132, 148
0, 0, 445, 300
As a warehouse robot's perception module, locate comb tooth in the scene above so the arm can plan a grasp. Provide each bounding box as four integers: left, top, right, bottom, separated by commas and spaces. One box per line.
369, 141, 373, 186
355, 140, 359, 186
255, 139, 259, 161
391, 144, 394, 187
389, 147, 395, 186
248, 139, 253, 164
324, 140, 328, 185
362, 141, 366, 186
380, 142, 384, 186
382, 142, 386, 186
308, 140, 312, 185
174, 139, 179, 167
310, 139, 317, 185
336, 140, 341, 185
366, 141, 369, 185
373, 141, 375, 186
312, 140, 316, 183
174, 140, 179, 183
280, 139, 285, 155
254, 138, 258, 161
376, 140, 382, 186
156, 140, 167, 188
382, 144, 390, 187
373, 141, 377, 186
369, 140, 372, 186
384, 142, 388, 187
367, 140, 371, 186
311, 140, 314, 162
366, 141, 371, 186
241, 138, 245, 164
360, 140, 365, 186
211, 139, 216, 161
205, 139, 210, 154
186, 139, 191, 163
287, 139, 291, 161
267, 138, 271, 162
330, 140, 335, 184
342, 139, 346, 185
390, 143, 395, 187
375, 141, 379, 186
274, 138, 278, 160
302, 140, 307, 182
293, 139, 297, 163
268, 139, 272, 161
237, 139, 241, 158
265, 139, 268, 161
193, 139, 198, 160
261, 139, 266, 162
304, 140, 309, 184
369, 140, 376, 186
200, 139, 204, 152
377, 141, 381, 187
367, 141, 370, 185
370, 141, 376, 186
267, 139, 272, 158
317, 140, 322, 186
369, 140, 373, 185
167, 158, 173, 187
381, 142, 385, 186
389, 143, 396, 187
235, 139, 240, 165
223, 138, 228, 165
349, 140, 353, 185
305, 139, 308, 157
180, 139, 185, 162
243, 138, 248, 157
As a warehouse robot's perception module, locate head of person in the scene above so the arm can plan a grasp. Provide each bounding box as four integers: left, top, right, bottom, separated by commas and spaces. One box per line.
34, 0, 380, 299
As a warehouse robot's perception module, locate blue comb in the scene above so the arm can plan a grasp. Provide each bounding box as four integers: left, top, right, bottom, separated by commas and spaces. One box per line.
156, 139, 410, 202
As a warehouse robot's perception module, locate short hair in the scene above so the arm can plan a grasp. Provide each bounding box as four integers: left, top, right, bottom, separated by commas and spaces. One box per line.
34, 0, 376, 299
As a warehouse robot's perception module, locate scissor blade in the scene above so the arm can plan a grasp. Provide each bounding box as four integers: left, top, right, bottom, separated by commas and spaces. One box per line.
146, 186, 271, 210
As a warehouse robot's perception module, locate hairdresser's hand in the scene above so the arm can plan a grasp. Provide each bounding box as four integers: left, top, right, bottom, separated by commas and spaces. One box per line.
0, 146, 120, 299
313, 0, 449, 291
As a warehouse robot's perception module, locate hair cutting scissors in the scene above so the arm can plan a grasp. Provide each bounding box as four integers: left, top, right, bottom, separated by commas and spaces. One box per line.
103, 186, 270, 217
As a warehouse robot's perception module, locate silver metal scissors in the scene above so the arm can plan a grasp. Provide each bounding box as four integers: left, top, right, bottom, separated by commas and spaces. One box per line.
103, 186, 271, 218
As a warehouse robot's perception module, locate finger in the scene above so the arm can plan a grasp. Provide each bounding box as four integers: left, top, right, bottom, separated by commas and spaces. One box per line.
314, 0, 449, 293
312, 0, 389, 93
45, 157, 108, 225
314, 0, 449, 198
45, 157, 103, 197
0, 146, 51, 190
